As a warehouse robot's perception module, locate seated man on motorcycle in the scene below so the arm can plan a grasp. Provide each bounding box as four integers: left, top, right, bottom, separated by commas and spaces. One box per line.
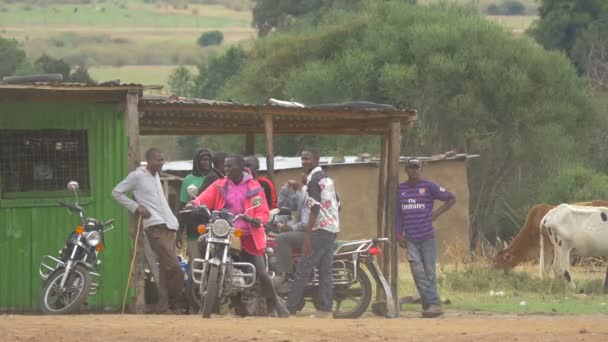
273, 177, 310, 286
186, 155, 290, 318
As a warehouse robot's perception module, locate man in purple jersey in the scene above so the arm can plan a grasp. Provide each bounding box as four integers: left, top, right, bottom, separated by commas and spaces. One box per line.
396, 157, 456, 318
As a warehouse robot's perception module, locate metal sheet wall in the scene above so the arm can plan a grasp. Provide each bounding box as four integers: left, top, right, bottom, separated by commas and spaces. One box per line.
0, 101, 130, 311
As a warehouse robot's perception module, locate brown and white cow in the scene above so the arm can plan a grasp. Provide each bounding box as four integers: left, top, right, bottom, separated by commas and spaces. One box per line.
494, 200, 608, 276
540, 204, 608, 288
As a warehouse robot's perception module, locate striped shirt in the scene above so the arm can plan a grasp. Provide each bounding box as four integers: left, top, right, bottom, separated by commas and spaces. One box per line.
395, 179, 454, 241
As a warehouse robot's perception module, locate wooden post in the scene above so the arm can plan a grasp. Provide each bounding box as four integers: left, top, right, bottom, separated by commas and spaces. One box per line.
386, 119, 401, 314
245, 132, 255, 156
263, 114, 275, 184
377, 134, 388, 239
124, 90, 146, 314
376, 134, 388, 302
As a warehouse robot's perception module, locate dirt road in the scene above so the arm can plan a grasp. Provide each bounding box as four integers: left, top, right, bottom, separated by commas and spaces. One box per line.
1, 311, 607, 342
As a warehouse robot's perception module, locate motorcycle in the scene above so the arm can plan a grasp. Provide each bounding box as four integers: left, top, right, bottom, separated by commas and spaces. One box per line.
39, 181, 115, 314
265, 208, 396, 318
180, 196, 264, 318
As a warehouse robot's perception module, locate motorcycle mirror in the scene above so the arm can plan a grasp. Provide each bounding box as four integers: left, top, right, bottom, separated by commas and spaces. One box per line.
187, 184, 199, 199
67, 181, 79, 192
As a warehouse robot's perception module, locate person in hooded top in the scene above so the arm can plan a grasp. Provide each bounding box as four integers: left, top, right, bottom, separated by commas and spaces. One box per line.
178, 149, 220, 278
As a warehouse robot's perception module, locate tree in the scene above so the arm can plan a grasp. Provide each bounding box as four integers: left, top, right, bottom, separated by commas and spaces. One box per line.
221, 0, 599, 247
197, 31, 224, 47
192, 46, 247, 99
0, 37, 26, 77
68, 65, 96, 84
529, 0, 608, 71
571, 19, 608, 91
35, 54, 71, 80
168, 66, 194, 96
251, 0, 369, 36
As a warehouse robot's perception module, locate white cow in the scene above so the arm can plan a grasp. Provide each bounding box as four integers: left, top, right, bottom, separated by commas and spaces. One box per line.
539, 204, 608, 288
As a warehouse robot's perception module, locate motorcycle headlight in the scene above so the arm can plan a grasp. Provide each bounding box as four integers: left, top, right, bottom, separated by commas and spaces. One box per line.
211, 219, 231, 237
85, 231, 102, 247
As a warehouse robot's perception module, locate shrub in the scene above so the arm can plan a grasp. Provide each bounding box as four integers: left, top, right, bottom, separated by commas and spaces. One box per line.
197, 30, 224, 47
486, 4, 499, 15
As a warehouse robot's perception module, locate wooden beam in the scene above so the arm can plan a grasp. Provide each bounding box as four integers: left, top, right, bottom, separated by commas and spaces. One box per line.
124, 90, 146, 314
376, 133, 388, 302
264, 114, 275, 184
379, 133, 390, 272
386, 119, 401, 315
245, 133, 255, 155
139, 126, 392, 136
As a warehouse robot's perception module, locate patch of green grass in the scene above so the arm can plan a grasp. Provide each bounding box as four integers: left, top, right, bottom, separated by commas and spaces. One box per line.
0, 2, 249, 27
486, 15, 537, 31
394, 262, 608, 315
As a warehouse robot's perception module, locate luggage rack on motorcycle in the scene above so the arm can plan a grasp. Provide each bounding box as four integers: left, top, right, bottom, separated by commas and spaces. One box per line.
333, 239, 375, 256
190, 259, 257, 288
309, 259, 356, 286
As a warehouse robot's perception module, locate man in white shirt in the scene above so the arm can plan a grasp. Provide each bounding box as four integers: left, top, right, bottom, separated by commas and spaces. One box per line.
112, 147, 185, 314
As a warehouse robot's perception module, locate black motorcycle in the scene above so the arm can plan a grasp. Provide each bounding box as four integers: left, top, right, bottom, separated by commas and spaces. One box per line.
265, 208, 396, 318
39, 181, 115, 314
181, 197, 264, 318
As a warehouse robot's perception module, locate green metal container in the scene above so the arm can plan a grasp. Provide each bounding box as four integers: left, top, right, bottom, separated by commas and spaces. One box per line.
0, 102, 131, 312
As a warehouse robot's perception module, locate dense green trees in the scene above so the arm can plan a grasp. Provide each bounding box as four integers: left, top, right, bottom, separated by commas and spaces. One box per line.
0, 37, 95, 83
166, 0, 604, 245
0, 37, 26, 77
530, 0, 608, 73
218, 1, 599, 244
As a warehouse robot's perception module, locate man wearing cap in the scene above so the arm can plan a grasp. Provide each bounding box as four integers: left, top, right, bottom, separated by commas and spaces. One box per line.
396, 157, 456, 318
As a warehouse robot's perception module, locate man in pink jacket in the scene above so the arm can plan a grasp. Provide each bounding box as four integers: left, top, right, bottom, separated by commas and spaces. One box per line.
188, 154, 289, 317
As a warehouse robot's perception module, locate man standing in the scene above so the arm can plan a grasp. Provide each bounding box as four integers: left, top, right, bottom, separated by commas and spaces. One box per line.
244, 155, 277, 209
286, 149, 340, 317
396, 158, 456, 318
112, 147, 186, 314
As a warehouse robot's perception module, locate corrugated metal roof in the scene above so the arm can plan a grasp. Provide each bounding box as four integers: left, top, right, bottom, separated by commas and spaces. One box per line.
159, 154, 479, 172
140, 96, 415, 114
138, 98, 417, 136
0, 83, 149, 90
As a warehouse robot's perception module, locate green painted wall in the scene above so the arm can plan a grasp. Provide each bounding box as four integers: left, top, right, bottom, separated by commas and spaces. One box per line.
0, 101, 131, 312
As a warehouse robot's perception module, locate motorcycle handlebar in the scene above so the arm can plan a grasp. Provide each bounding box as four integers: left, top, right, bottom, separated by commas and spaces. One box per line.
57, 201, 82, 213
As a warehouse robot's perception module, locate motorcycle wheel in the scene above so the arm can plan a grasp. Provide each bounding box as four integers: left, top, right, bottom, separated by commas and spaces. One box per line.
201, 264, 220, 318
320, 266, 372, 319
40, 265, 92, 315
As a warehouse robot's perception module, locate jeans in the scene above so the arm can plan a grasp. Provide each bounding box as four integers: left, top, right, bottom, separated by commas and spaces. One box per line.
406, 238, 440, 308
286, 229, 336, 313
276, 231, 305, 274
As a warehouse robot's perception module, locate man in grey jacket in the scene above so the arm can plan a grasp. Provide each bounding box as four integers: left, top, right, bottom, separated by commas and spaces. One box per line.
112, 147, 186, 314
274, 178, 309, 281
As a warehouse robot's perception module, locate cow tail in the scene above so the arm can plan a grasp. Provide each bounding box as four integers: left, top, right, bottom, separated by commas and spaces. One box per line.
539, 223, 545, 279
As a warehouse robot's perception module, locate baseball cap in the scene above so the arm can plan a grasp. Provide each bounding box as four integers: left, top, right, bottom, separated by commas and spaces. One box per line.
407, 158, 421, 168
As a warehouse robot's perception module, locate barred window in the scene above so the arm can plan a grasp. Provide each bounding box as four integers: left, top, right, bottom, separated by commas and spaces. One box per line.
0, 130, 90, 196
